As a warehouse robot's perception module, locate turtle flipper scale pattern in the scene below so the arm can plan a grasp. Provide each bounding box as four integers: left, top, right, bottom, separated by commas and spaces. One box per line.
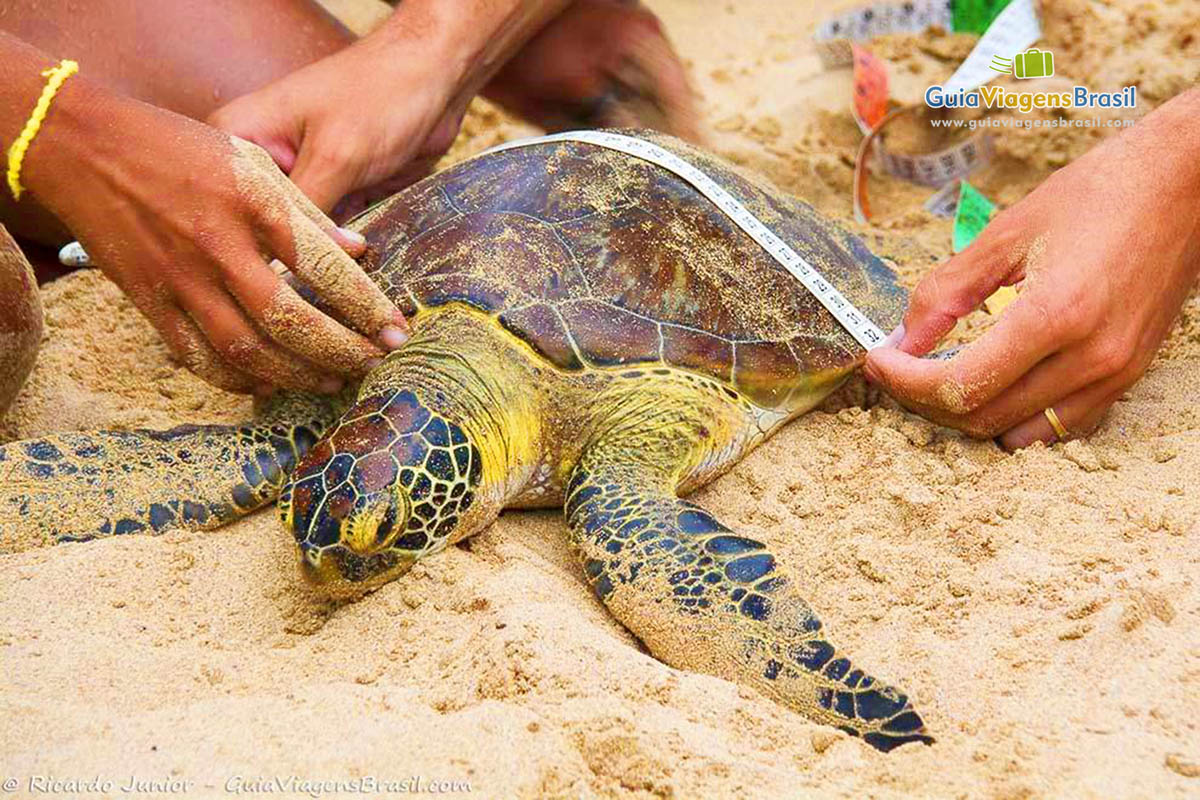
564, 385, 933, 752
0, 392, 337, 554
2, 132, 930, 749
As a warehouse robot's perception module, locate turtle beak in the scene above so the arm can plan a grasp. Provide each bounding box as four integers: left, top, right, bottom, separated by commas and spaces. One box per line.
298, 542, 344, 584
297, 540, 416, 593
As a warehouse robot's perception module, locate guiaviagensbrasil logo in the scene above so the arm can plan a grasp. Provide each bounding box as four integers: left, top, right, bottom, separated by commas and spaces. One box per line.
990, 48, 1054, 79
926, 47, 1136, 113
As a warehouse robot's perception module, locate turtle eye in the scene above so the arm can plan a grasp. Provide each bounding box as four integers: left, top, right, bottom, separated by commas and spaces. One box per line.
339, 491, 409, 556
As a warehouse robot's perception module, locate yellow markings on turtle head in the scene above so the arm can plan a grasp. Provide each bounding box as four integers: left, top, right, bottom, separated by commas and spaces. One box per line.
298, 545, 342, 586
340, 492, 409, 557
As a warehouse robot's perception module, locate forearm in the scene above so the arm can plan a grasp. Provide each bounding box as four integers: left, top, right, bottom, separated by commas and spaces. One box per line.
1117, 87, 1200, 214
1134, 88, 1200, 263
1079, 86, 1200, 273
0, 32, 68, 148
0, 31, 116, 221
367, 0, 572, 101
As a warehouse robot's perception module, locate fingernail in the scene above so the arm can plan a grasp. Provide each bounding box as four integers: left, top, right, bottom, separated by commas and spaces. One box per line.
379, 325, 409, 350
882, 323, 906, 349
319, 376, 344, 394
365, 357, 384, 371
337, 227, 365, 245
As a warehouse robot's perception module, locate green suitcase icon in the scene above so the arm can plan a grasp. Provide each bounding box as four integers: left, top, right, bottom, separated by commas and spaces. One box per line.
1013, 48, 1054, 79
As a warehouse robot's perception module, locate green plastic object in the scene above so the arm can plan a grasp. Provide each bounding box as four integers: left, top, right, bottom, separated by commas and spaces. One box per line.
1013, 48, 1054, 79
951, 0, 1013, 34
953, 181, 996, 253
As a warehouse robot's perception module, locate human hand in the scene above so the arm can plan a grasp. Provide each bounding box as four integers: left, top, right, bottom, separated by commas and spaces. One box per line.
484, 0, 699, 140
209, 31, 465, 214
864, 90, 1200, 450
27, 83, 409, 395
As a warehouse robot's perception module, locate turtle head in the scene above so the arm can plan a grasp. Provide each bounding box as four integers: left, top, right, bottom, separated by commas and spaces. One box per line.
279, 388, 482, 592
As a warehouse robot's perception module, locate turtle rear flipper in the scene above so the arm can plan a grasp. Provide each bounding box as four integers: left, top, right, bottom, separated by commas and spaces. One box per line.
0, 392, 337, 553
564, 383, 933, 751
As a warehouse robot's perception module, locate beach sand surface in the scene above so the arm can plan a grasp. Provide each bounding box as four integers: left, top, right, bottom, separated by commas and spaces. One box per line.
2, 0, 1199, 797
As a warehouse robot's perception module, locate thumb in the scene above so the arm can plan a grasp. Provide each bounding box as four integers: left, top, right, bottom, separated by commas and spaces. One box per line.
255, 138, 299, 175
894, 232, 1023, 356
208, 104, 300, 175
288, 141, 357, 213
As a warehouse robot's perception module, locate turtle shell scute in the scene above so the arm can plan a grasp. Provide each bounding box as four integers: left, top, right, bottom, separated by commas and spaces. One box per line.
350, 130, 907, 410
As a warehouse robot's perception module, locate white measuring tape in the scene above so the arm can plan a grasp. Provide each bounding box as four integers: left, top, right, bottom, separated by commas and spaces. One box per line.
815, 0, 1040, 94
815, 0, 1041, 197
942, 0, 1042, 94
814, 0, 954, 70
482, 131, 887, 351
60, 131, 892, 352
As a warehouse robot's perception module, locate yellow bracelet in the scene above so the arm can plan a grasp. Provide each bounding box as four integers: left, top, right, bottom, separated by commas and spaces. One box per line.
6, 59, 79, 202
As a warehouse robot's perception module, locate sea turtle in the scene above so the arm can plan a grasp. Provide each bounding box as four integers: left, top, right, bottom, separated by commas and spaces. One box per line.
0, 131, 931, 751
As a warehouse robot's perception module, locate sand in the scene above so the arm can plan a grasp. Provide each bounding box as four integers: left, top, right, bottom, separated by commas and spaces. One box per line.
3, 0, 1200, 797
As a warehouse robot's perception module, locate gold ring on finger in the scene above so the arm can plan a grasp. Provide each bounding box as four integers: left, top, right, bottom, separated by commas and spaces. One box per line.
1043, 406, 1068, 440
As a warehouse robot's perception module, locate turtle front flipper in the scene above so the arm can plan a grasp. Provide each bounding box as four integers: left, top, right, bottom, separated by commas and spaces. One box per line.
565, 385, 933, 752
0, 392, 338, 554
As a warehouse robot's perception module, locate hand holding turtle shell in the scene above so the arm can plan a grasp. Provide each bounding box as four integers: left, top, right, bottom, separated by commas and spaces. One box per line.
208, 0, 576, 215
864, 88, 1200, 450
22, 74, 409, 395
208, 29, 467, 216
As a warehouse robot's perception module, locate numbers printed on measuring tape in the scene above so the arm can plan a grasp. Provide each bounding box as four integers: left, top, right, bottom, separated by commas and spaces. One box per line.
483, 131, 889, 352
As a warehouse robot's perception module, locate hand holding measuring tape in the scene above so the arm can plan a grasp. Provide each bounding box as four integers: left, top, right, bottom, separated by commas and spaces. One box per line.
865, 88, 1200, 449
